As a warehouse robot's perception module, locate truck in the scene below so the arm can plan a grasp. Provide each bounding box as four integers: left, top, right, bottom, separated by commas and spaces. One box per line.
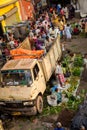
0, 36, 62, 116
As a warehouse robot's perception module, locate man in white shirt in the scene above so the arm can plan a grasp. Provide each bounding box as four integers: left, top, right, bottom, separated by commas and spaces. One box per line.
29, 30, 34, 39
54, 27, 60, 38
35, 27, 40, 35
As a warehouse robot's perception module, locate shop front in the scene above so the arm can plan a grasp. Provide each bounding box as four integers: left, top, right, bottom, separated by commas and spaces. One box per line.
0, 0, 21, 35
19, 0, 35, 21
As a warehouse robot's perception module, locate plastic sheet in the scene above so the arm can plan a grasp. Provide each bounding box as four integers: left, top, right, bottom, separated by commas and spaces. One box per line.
10, 48, 44, 59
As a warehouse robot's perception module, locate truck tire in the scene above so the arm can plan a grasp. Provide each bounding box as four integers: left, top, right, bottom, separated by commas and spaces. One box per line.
36, 95, 43, 114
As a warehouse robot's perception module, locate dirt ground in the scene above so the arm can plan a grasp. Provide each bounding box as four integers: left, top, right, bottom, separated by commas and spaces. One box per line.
3, 109, 76, 130
2, 36, 87, 130
64, 36, 87, 54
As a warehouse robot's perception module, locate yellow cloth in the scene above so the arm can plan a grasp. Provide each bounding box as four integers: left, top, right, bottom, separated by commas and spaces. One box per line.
58, 21, 64, 31
62, 16, 66, 24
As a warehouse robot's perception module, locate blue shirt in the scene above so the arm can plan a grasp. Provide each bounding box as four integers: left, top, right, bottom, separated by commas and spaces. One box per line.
57, 5, 61, 13
50, 85, 58, 93
54, 92, 62, 102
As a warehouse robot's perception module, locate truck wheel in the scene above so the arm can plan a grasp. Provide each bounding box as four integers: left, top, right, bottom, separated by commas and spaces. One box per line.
36, 95, 43, 114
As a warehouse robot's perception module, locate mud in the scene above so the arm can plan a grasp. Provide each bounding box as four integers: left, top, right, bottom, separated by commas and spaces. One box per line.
57, 108, 76, 128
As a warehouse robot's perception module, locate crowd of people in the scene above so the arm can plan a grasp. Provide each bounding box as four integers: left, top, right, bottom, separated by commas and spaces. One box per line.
0, 3, 87, 104
0, 33, 22, 64
0, 3, 87, 64
0, 2, 87, 130
0, 1, 87, 94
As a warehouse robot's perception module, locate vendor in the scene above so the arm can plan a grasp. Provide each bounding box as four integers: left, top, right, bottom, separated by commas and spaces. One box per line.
50, 84, 58, 94
53, 88, 62, 104
55, 61, 65, 87
72, 25, 80, 35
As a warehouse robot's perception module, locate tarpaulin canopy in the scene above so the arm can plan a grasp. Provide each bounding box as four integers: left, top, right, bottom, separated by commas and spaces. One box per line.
78, 0, 87, 17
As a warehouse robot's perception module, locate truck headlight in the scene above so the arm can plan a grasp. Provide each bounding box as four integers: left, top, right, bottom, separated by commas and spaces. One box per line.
23, 101, 33, 106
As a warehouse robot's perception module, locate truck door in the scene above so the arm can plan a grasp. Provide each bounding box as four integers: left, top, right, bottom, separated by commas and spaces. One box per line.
32, 63, 46, 94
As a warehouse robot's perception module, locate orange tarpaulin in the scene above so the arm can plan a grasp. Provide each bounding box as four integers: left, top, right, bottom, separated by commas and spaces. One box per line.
10, 49, 44, 59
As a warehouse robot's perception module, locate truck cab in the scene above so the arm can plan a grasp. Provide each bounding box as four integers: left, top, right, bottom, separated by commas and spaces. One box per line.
0, 59, 46, 115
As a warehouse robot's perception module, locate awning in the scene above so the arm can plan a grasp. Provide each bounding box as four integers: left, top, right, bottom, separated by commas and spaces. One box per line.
4, 7, 18, 18
0, 7, 18, 21
0, 0, 18, 8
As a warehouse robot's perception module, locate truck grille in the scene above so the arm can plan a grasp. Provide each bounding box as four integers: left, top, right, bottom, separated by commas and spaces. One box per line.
6, 103, 23, 108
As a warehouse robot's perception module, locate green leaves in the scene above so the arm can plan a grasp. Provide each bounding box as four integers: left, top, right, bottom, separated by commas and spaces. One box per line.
74, 55, 83, 67
41, 54, 84, 116
42, 106, 62, 116
72, 67, 81, 76
62, 55, 71, 68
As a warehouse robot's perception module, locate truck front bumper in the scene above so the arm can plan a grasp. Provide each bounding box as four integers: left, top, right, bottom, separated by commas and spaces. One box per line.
0, 101, 37, 116
1, 106, 37, 116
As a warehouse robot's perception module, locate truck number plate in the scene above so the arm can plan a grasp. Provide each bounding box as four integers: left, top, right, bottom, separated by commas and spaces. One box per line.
12, 112, 21, 116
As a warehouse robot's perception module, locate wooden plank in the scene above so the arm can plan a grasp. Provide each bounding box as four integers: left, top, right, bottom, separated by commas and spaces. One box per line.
17, 37, 31, 50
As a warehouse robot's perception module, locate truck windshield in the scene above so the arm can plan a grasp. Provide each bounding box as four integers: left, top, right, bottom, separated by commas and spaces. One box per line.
1, 70, 32, 86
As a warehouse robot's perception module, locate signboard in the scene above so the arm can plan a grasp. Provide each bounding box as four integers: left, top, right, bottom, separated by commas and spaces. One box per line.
19, 0, 35, 20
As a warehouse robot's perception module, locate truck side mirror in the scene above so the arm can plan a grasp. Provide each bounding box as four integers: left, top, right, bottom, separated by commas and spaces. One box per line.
27, 80, 32, 87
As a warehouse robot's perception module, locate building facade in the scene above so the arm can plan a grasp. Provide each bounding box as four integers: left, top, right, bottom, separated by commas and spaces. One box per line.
0, 0, 21, 34
19, 0, 35, 21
